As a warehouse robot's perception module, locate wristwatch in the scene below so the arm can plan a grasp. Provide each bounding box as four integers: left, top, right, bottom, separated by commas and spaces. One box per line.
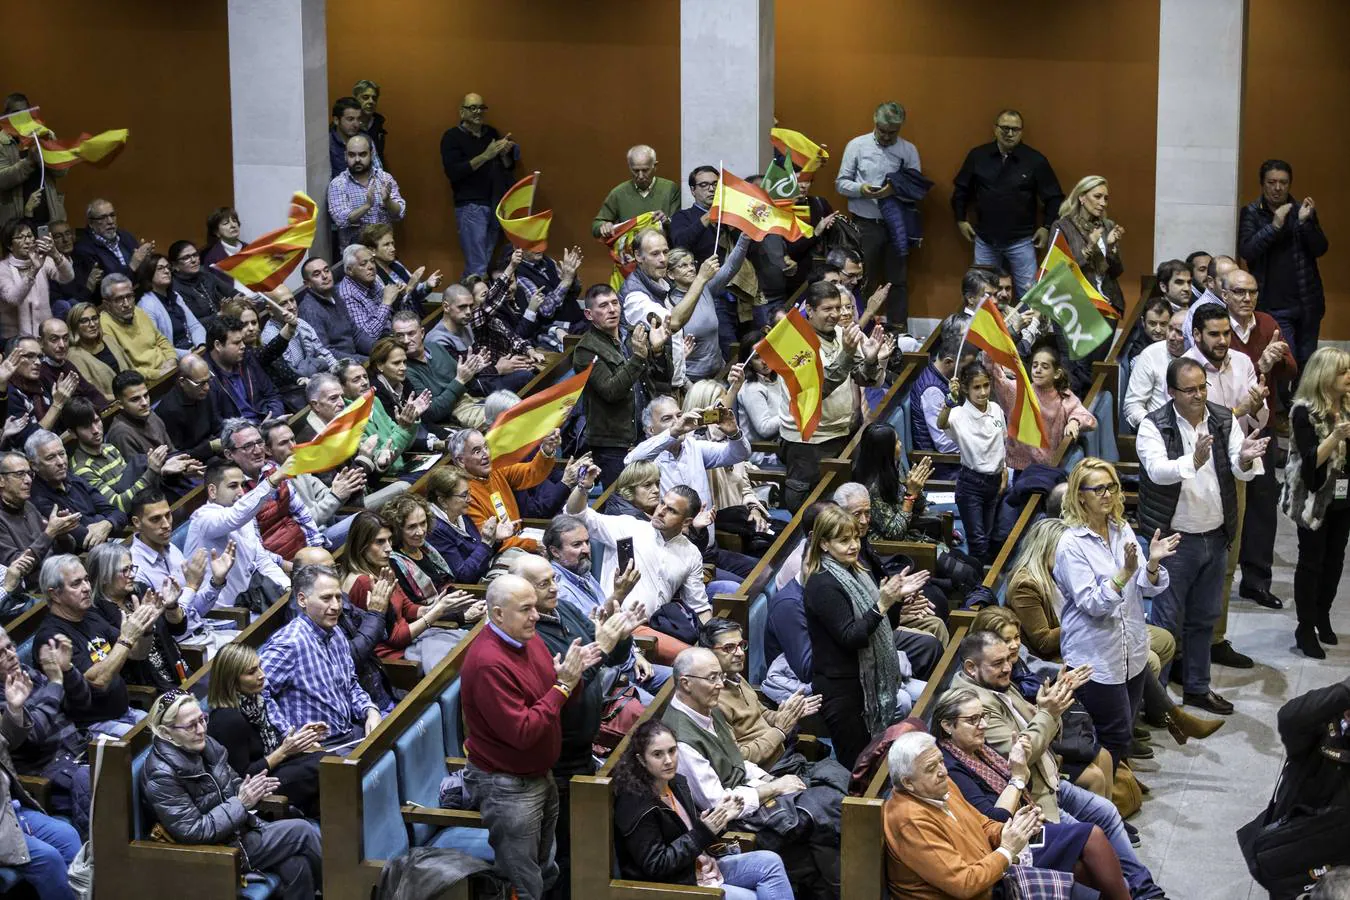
1009, 776, 1027, 791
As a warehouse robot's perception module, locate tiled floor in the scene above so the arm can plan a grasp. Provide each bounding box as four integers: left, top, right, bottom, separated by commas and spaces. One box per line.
1130, 512, 1350, 900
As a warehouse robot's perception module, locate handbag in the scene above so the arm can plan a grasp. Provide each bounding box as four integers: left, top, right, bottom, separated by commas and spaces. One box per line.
236, 570, 286, 615
1050, 701, 1099, 766
591, 684, 646, 757
68, 736, 110, 900
1237, 764, 1350, 900
648, 598, 701, 645
1110, 761, 1143, 820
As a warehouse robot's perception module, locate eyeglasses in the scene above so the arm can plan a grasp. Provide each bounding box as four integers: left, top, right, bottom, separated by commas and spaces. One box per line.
232, 438, 265, 453
89, 211, 117, 222
169, 714, 208, 733
119, 564, 136, 577
996, 125, 1023, 134
683, 672, 725, 685
1077, 483, 1118, 498
713, 640, 748, 653
693, 181, 719, 190
180, 373, 212, 388
0, 469, 33, 479
953, 713, 990, 726
1173, 384, 1208, 398
461, 104, 488, 112
175, 252, 200, 264
76, 316, 99, 326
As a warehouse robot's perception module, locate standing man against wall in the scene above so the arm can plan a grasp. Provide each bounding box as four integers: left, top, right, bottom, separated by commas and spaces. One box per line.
951, 109, 1064, 298
440, 93, 517, 277
836, 101, 920, 328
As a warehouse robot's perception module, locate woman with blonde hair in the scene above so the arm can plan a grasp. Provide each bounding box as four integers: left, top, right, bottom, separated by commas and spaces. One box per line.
1053, 176, 1125, 314
606, 460, 662, 518
664, 233, 750, 380
802, 504, 929, 768
1282, 346, 1350, 657
65, 301, 126, 400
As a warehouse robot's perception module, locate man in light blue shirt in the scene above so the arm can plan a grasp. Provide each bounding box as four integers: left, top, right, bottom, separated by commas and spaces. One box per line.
836, 101, 922, 327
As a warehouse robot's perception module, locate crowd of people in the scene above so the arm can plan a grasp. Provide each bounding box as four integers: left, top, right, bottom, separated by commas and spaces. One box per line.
0, 82, 1341, 900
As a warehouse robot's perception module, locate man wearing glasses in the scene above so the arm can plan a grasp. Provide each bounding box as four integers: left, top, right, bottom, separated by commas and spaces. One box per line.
71, 198, 153, 284
439, 92, 517, 276
152, 354, 224, 463
952, 110, 1065, 298
0, 451, 80, 587
669, 165, 722, 264
1137, 355, 1268, 715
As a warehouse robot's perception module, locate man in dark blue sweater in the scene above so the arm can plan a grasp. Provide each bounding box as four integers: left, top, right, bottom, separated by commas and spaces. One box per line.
439, 92, 517, 276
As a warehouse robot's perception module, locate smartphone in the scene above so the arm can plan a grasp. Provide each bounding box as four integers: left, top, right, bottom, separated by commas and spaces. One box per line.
1027, 828, 1046, 850
616, 537, 635, 574
701, 407, 721, 426
489, 491, 510, 523
36, 225, 49, 239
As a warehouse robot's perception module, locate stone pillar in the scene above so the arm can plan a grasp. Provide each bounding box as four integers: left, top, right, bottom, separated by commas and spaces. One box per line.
1152, 0, 1246, 267
227, 0, 332, 267
680, 0, 774, 205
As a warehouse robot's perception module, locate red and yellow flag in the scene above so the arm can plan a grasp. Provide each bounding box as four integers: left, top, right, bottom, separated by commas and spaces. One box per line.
284, 389, 375, 476
0, 108, 129, 171
496, 173, 553, 252
755, 309, 824, 440
1036, 230, 1119, 320
213, 192, 318, 291
487, 364, 593, 468
770, 127, 829, 186
711, 170, 813, 243
965, 299, 1049, 449
601, 211, 661, 290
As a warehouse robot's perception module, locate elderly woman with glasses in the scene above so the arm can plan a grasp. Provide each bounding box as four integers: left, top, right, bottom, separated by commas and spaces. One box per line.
86, 542, 188, 693
423, 466, 512, 584
142, 690, 323, 900
0, 217, 74, 339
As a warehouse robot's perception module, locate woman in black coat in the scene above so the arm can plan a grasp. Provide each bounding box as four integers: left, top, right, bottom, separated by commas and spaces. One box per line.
611, 720, 793, 899
205, 643, 326, 818
801, 505, 929, 769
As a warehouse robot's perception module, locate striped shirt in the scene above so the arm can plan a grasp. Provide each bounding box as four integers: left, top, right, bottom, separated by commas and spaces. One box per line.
71, 444, 153, 513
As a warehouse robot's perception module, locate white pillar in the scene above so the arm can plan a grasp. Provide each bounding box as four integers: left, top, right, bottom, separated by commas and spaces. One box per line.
1152, 0, 1246, 267
227, 0, 332, 267
680, 0, 774, 205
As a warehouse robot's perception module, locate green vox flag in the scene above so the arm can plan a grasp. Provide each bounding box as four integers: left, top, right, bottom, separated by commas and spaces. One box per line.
761, 154, 799, 203
1020, 261, 1115, 359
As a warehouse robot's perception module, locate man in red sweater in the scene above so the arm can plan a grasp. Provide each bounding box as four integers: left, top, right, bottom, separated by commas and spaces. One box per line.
460, 573, 600, 900
1223, 268, 1298, 612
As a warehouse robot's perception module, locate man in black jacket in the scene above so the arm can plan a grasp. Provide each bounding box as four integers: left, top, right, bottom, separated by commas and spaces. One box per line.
440, 92, 516, 277
155, 354, 224, 463
26, 428, 126, 550
71, 198, 152, 283
204, 316, 283, 424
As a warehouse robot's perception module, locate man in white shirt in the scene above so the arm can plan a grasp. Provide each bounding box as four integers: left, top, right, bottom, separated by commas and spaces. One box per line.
185, 461, 291, 611
836, 101, 921, 324
1124, 307, 1188, 430
1136, 357, 1267, 715
1182, 254, 1238, 349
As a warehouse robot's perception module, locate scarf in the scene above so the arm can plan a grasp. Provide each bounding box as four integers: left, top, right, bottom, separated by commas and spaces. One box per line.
239, 692, 282, 755
939, 737, 1017, 796
819, 556, 900, 737
154, 288, 194, 350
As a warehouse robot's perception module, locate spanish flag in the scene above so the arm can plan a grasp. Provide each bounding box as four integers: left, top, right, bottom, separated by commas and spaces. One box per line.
601, 211, 661, 291
965, 299, 1049, 449
496, 173, 552, 252
284, 389, 375, 476
770, 127, 829, 185
755, 309, 824, 440
711, 170, 813, 243
487, 364, 593, 468
1, 108, 129, 171
1036, 230, 1119, 320
213, 192, 318, 291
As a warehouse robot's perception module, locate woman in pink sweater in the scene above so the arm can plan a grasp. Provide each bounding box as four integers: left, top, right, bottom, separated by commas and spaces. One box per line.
0, 218, 74, 338
995, 343, 1096, 471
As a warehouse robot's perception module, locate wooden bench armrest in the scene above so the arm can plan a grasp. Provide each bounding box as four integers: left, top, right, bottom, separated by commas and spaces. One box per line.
870, 540, 938, 573
128, 684, 158, 710
714, 532, 744, 554
611, 882, 724, 899
18, 774, 51, 809
520, 518, 552, 530
258, 793, 291, 819
206, 607, 250, 628
921, 452, 961, 467
750, 441, 778, 456
450, 583, 486, 597
634, 635, 657, 656
179, 644, 206, 675
380, 658, 422, 692
445, 755, 468, 771
746, 470, 785, 490
401, 804, 484, 826
724, 831, 757, 851
127, 838, 242, 868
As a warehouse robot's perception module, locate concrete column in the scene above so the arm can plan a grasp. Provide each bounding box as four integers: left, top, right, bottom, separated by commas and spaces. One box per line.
680, 0, 774, 205
227, 0, 332, 267
1152, 0, 1246, 267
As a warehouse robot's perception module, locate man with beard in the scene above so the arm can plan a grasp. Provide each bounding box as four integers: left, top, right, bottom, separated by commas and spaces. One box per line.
205, 315, 283, 423
327, 133, 404, 251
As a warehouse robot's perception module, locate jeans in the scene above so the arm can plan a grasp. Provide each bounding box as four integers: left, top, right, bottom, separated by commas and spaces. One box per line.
718, 849, 795, 900
15, 808, 80, 900
239, 818, 323, 900
1239, 434, 1281, 596
1149, 529, 1227, 694
455, 202, 501, 276
955, 466, 1002, 563
1057, 780, 1164, 900
591, 447, 629, 489
323, 513, 356, 549
1294, 505, 1350, 629
855, 217, 909, 326
1074, 670, 1146, 770
88, 708, 146, 738
1267, 307, 1321, 380
974, 235, 1039, 298
714, 290, 740, 361
465, 764, 559, 900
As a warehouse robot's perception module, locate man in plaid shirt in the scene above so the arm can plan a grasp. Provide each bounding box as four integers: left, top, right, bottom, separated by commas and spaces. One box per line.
327, 133, 405, 251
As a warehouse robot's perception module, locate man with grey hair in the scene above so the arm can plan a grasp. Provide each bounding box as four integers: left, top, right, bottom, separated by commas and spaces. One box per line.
837, 101, 922, 325
0, 450, 79, 585
98, 272, 176, 378
26, 428, 125, 550
337, 243, 406, 354
297, 257, 364, 360
327, 132, 405, 250
618, 228, 689, 388
391, 308, 486, 426
221, 418, 324, 559
482, 389, 520, 427
1313, 869, 1350, 900
72, 197, 152, 282
592, 144, 681, 239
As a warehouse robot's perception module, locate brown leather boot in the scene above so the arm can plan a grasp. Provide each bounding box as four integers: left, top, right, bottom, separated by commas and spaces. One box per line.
1166, 705, 1224, 743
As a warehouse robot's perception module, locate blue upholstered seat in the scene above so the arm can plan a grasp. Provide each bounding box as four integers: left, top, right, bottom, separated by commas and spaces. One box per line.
747, 594, 768, 685
438, 680, 465, 758
393, 705, 446, 845
15, 637, 33, 670
361, 750, 410, 862
0, 867, 21, 893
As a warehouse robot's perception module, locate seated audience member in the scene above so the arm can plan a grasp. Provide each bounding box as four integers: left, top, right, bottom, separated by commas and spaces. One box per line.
45, 221, 87, 316
0, 450, 78, 579
424, 280, 538, 408
365, 339, 441, 448
33, 554, 153, 737
611, 720, 795, 899
260, 564, 381, 746
98, 273, 176, 379
338, 242, 409, 355
205, 314, 284, 423
460, 573, 602, 900
200, 206, 243, 266
205, 642, 325, 818
297, 257, 364, 360
380, 493, 468, 606
142, 691, 322, 900
186, 461, 291, 611
996, 342, 1096, 471
135, 253, 204, 354
222, 418, 325, 559
5, 334, 79, 437
361, 222, 443, 306
39, 316, 109, 409
168, 239, 235, 323
218, 295, 304, 412
303, 369, 424, 493
72, 198, 151, 282
800, 504, 930, 769
909, 315, 967, 477
700, 617, 821, 771
423, 466, 512, 584
1122, 297, 1173, 366
328, 134, 404, 251
515, 245, 585, 336
86, 541, 187, 692
931, 687, 1129, 899
1, 620, 96, 839
65, 301, 126, 398
954, 631, 1167, 898
605, 460, 661, 518
260, 285, 338, 387
342, 511, 474, 672
574, 283, 675, 487
1156, 259, 1194, 313
736, 342, 788, 454
27, 428, 125, 550
390, 309, 486, 427
882, 730, 1049, 900
104, 370, 185, 464
1123, 307, 1187, 429
451, 425, 561, 552
0, 217, 74, 338
153, 353, 223, 462
0, 652, 82, 900
259, 417, 363, 547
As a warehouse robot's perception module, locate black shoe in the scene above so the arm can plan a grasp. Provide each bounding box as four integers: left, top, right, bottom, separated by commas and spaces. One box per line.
1128, 738, 1154, 759
1211, 640, 1255, 669
1133, 723, 1150, 740
1123, 821, 1142, 847
1317, 620, 1339, 645
1297, 626, 1327, 659
1183, 690, 1235, 715
1240, 588, 1284, 610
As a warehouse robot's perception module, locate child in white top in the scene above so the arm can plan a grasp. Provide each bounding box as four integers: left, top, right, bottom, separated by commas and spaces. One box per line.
937, 360, 1007, 563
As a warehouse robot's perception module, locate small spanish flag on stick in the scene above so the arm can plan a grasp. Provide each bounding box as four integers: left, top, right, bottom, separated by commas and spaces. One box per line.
0, 107, 129, 177
213, 192, 318, 292
1036, 229, 1119, 320
963, 299, 1050, 449
711, 170, 813, 243
754, 309, 824, 440
284, 389, 375, 476
496, 172, 553, 252
486, 364, 593, 469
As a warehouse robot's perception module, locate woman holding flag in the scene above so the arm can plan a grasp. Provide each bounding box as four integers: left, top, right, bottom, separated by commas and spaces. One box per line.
1052, 176, 1126, 315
